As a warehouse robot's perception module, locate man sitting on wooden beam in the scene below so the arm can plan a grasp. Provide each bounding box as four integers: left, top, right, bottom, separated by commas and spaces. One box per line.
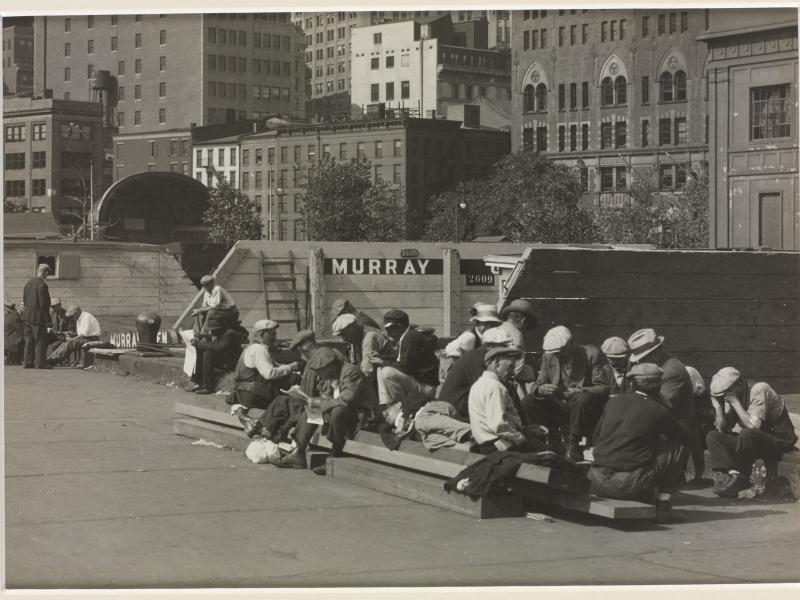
330, 297, 381, 331
443, 303, 502, 359
47, 305, 102, 367
186, 320, 246, 395
332, 312, 394, 393
192, 275, 239, 336
706, 367, 798, 498
528, 326, 611, 462
370, 309, 439, 433
588, 363, 689, 524
274, 347, 376, 472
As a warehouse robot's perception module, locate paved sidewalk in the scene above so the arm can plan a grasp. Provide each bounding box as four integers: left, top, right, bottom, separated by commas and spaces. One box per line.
4, 366, 800, 591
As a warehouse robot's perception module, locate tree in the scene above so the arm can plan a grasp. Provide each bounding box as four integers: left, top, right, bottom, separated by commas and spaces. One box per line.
299, 155, 405, 241
202, 169, 263, 247
592, 168, 709, 248
424, 152, 594, 243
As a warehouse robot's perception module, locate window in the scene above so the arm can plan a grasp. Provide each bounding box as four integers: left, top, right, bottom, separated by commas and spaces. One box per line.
255, 172, 263, 189
160, 29, 167, 44
393, 164, 402, 184
674, 71, 686, 101
535, 84, 547, 111
357, 142, 365, 158
523, 128, 534, 152
641, 119, 650, 146
64, 42, 71, 56
570, 124, 577, 151
601, 77, 614, 106
5, 180, 25, 197
601, 122, 612, 148
134, 14, 141, 22
558, 84, 565, 110
558, 26, 565, 47
752, 84, 792, 139
134, 111, 142, 126
255, 148, 263, 164
600, 167, 614, 192
135, 59, 142, 74
87, 63, 95, 79
570, 25, 576, 46
642, 76, 650, 104
669, 13, 677, 34
642, 16, 650, 37
111, 37, 117, 51
133, 84, 141, 100
370, 57, 379, 70
659, 118, 672, 145
386, 82, 394, 101
658, 14, 666, 35
660, 164, 673, 189
610, 21, 616, 41
64, 67, 71, 81
374, 141, 383, 158
32, 123, 46, 140
541, 29, 547, 48
615, 77, 627, 105
338, 143, 347, 160
570, 83, 577, 110
267, 147, 275, 165
160, 56, 166, 71
680, 11, 688, 32
386, 55, 394, 68
374, 32, 382, 44
371, 83, 379, 102
675, 164, 687, 189
581, 124, 589, 150
401, 53, 410, 67
673, 117, 687, 144
118, 60, 125, 75
135, 33, 142, 48
87, 39, 94, 53
558, 125, 565, 152
64, 17, 71, 32
523, 31, 529, 50
582, 24, 588, 44
581, 82, 589, 109
393, 139, 402, 157
601, 21, 607, 42
580, 168, 589, 191
308, 145, 316, 162
32, 151, 46, 168
159, 81, 166, 97
532, 30, 539, 49
536, 126, 547, 152
524, 85, 535, 112
32, 179, 46, 196
620, 19, 626, 40
117, 113, 125, 126
401, 81, 410, 99
209, 27, 216, 43
616, 167, 627, 190
660, 72, 673, 102
615, 121, 627, 147
5, 153, 25, 169
280, 147, 288, 163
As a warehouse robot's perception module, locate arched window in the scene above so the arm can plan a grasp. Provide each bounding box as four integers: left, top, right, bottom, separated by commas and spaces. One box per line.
601, 77, 614, 106
660, 72, 673, 102
536, 83, 547, 111
674, 70, 686, 101
524, 84, 535, 112
615, 76, 627, 105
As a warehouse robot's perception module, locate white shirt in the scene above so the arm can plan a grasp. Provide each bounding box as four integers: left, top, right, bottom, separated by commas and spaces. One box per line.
241, 343, 294, 381
468, 370, 526, 451
444, 329, 479, 358
75, 311, 101, 337
203, 285, 236, 310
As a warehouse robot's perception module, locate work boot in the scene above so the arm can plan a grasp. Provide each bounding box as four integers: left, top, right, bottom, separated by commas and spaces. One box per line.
274, 451, 307, 469
564, 440, 583, 463
715, 475, 751, 498
312, 464, 327, 476
237, 413, 263, 438
654, 500, 685, 524
185, 383, 201, 393
194, 388, 212, 395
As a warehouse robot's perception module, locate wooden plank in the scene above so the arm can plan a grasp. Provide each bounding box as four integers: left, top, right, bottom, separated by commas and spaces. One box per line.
508, 481, 655, 520
443, 248, 460, 337
309, 247, 326, 338
327, 456, 523, 519
326, 274, 444, 293
173, 418, 251, 451
174, 402, 242, 428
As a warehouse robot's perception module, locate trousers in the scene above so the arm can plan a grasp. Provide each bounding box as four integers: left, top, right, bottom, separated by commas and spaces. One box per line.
23, 322, 48, 368
293, 405, 358, 454
706, 428, 797, 474
414, 400, 473, 451
49, 335, 100, 364
191, 348, 224, 391
526, 390, 605, 441
377, 365, 435, 418
588, 439, 688, 501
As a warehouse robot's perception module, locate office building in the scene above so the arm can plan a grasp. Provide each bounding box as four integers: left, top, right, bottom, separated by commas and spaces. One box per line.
3, 24, 34, 96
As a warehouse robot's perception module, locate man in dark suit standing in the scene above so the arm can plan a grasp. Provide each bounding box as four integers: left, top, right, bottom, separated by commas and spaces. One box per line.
22, 264, 52, 369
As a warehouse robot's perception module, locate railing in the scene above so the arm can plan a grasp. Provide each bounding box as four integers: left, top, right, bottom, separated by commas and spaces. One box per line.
594, 191, 631, 208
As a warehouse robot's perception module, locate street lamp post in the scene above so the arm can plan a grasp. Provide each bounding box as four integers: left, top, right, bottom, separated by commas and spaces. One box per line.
454, 181, 467, 243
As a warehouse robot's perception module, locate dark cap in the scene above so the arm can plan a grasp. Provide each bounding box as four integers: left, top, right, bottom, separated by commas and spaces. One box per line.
289, 329, 316, 351
383, 309, 409, 328
307, 347, 341, 370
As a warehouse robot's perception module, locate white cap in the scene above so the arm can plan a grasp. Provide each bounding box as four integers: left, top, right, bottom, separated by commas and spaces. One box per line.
332, 313, 358, 336
481, 327, 515, 347
253, 319, 279, 333
685, 366, 706, 396
542, 326, 572, 352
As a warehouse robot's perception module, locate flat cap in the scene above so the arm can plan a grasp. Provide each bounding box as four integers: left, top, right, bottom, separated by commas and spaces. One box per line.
64, 305, 80, 317
253, 319, 279, 333
289, 329, 316, 350
481, 327, 514, 347
626, 363, 663, 382
484, 345, 522, 365
499, 298, 537, 322
332, 313, 358, 336
685, 366, 706, 396
542, 325, 572, 352
4, 298, 15, 308
330, 298, 353, 318
307, 347, 341, 370
200, 274, 215, 285
627, 328, 665, 362
601, 336, 630, 358
383, 309, 409, 328
709, 367, 741, 397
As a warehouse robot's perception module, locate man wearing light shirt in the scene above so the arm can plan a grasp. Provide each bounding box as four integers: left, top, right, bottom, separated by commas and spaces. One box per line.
47, 305, 101, 366
192, 274, 239, 335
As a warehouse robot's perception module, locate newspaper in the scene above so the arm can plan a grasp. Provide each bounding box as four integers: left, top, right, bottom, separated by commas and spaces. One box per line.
180, 330, 196, 376
281, 385, 324, 425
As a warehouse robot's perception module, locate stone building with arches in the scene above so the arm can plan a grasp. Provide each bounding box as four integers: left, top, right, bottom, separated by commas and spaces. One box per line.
512, 9, 711, 207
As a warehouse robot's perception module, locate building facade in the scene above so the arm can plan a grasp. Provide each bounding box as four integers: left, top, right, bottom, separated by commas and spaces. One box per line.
350, 16, 511, 129
113, 129, 193, 181
511, 8, 710, 206
700, 8, 799, 250
3, 25, 34, 96
3, 97, 104, 217
237, 114, 510, 240
193, 139, 240, 189
34, 12, 307, 137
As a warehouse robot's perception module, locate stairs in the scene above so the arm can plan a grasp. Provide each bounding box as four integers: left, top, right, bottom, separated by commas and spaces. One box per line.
259, 250, 302, 332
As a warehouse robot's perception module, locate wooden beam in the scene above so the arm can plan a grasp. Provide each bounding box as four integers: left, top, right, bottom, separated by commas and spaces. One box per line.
508, 481, 655, 520
308, 247, 326, 337
174, 402, 241, 428
442, 248, 460, 337
173, 418, 251, 451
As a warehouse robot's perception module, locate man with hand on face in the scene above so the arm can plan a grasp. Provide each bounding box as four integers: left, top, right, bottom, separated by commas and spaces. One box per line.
497, 299, 538, 384
706, 367, 797, 498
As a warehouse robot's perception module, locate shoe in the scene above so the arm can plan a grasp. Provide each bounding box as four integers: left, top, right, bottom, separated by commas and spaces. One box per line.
194, 388, 212, 395
564, 441, 583, 463
715, 475, 751, 498
312, 464, 327, 476
185, 384, 201, 393
654, 500, 685, 524
273, 452, 307, 469
238, 413, 263, 438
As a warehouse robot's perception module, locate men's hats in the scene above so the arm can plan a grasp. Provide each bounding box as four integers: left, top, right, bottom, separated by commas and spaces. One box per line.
601, 336, 630, 358
481, 327, 514, 347
4, 298, 15, 308
499, 298, 537, 322
289, 329, 316, 351
542, 325, 572, 353
200, 275, 214, 285
307, 347, 340, 370
627, 328, 665, 362
625, 362, 664, 383
469, 301, 484, 317
484, 345, 522, 365
37, 263, 51, 274
685, 366, 706, 396
330, 298, 353, 318
51, 297, 63, 306
64, 305, 80, 317
383, 309, 409, 329
253, 319, 279, 333
709, 367, 741, 398
471, 304, 502, 324
332, 313, 358, 336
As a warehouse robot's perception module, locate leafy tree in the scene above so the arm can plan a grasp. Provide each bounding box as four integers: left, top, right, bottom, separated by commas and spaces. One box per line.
202, 169, 262, 247
299, 155, 405, 241
423, 152, 594, 243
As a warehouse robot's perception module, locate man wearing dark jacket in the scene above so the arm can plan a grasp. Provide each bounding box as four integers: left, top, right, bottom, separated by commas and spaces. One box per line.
373, 309, 439, 429
589, 363, 689, 524
5, 300, 25, 365
187, 322, 246, 394
22, 264, 52, 369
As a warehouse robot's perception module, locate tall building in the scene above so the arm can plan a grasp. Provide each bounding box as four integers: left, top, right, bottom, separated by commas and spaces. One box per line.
350, 15, 511, 129
511, 8, 710, 206
35, 13, 306, 132
700, 8, 799, 250
3, 24, 34, 96
294, 10, 510, 118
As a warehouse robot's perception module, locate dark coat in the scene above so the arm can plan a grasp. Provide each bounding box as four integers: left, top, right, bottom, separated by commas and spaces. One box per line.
439, 346, 488, 418
196, 328, 244, 371
22, 276, 51, 326
533, 344, 611, 401
318, 361, 377, 414
658, 355, 695, 425
386, 326, 439, 387
5, 308, 24, 349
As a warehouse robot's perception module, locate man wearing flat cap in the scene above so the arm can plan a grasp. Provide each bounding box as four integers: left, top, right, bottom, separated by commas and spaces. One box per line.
589, 363, 689, 524
497, 298, 538, 382
47, 305, 102, 367
274, 347, 376, 470
371, 309, 439, 431
706, 367, 797, 498
192, 274, 238, 336
186, 318, 246, 395
22, 263, 53, 369
628, 328, 700, 482
529, 325, 611, 462
601, 336, 631, 394
330, 297, 381, 331
332, 312, 394, 388
444, 304, 502, 359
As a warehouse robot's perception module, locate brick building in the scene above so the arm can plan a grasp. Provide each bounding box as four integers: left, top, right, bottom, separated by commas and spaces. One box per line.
3, 24, 34, 96
511, 8, 710, 206
700, 8, 799, 250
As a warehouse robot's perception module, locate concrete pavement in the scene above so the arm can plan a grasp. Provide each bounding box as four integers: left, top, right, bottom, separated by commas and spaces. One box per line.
4, 366, 800, 592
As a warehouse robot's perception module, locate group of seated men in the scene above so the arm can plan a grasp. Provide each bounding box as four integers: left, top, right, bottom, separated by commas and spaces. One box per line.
198, 292, 796, 523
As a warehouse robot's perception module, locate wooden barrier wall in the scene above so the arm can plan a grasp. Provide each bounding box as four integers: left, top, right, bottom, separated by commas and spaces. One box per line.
502, 247, 800, 393
4, 241, 198, 323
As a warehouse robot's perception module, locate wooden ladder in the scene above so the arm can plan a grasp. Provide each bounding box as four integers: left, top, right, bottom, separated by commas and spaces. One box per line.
259, 250, 302, 332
